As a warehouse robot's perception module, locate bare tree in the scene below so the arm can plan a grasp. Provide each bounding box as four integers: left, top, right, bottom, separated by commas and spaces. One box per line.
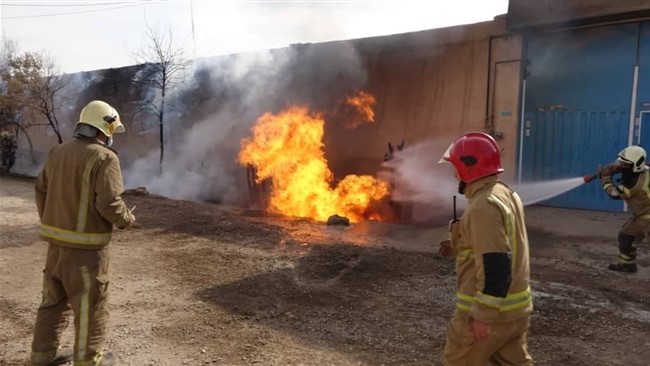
22, 52, 69, 144
0, 41, 69, 144
0, 37, 36, 161
132, 23, 189, 165
0, 37, 21, 125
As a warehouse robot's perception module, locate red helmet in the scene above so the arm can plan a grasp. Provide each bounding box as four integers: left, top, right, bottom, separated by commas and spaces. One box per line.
439, 131, 504, 183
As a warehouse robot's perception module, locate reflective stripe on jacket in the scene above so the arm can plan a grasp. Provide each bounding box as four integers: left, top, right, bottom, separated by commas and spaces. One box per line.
35, 138, 130, 250
451, 175, 533, 324
602, 170, 650, 217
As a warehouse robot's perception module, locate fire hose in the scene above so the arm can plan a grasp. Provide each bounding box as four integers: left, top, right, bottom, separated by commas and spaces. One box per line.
583, 162, 627, 183
582, 174, 599, 183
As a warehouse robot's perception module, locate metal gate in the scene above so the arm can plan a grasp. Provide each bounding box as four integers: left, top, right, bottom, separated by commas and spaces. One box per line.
637, 23, 650, 147
521, 22, 644, 211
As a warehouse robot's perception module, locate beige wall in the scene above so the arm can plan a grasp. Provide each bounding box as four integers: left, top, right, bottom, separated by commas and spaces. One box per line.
508, 0, 650, 30
324, 19, 522, 181
487, 34, 523, 182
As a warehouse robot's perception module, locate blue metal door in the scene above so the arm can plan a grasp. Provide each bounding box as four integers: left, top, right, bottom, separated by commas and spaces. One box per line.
521, 23, 640, 211
637, 22, 650, 147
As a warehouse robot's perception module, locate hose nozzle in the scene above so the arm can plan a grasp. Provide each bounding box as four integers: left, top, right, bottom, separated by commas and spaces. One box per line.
583, 174, 598, 183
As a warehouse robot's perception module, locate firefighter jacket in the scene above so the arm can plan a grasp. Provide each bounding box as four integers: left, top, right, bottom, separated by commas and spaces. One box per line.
35, 138, 131, 250
449, 175, 533, 324
601, 169, 650, 217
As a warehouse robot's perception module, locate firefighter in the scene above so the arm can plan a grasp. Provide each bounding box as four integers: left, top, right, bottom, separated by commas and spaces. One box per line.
30, 100, 136, 366
1, 130, 17, 170
438, 132, 533, 366
598, 145, 650, 273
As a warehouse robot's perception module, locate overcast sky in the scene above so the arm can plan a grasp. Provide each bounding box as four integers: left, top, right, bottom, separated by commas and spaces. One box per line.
1, 0, 509, 74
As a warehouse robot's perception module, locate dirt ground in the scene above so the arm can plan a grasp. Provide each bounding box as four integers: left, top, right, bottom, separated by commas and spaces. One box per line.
1, 175, 649, 366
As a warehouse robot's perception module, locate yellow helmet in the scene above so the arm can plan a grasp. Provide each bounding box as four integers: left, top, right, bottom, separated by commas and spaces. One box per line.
617, 145, 647, 173
77, 100, 125, 137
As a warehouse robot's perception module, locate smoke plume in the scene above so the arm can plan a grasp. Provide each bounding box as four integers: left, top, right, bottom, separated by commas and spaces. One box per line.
380, 138, 463, 223
123, 41, 369, 204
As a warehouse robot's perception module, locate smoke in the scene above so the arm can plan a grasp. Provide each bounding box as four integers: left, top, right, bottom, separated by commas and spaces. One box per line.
379, 138, 589, 223
380, 138, 461, 223
123, 108, 245, 203
123, 41, 369, 204
123, 51, 284, 202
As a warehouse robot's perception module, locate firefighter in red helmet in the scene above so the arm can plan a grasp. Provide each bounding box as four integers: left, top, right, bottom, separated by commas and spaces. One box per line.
438, 132, 533, 366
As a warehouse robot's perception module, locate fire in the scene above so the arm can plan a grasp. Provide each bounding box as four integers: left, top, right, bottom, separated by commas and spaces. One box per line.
342, 91, 377, 129
346, 91, 376, 122
239, 105, 389, 222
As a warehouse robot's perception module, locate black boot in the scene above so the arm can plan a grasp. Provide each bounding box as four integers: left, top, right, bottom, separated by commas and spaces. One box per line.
44, 347, 73, 366
610, 233, 638, 273
608, 262, 638, 273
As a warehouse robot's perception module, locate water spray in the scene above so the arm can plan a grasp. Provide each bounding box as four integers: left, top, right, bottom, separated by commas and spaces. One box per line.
515, 176, 592, 206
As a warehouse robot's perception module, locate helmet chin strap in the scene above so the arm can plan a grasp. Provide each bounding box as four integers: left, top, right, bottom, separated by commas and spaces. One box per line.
458, 181, 466, 194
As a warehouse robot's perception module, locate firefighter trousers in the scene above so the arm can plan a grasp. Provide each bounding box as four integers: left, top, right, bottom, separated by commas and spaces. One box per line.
31, 243, 110, 366
444, 313, 532, 366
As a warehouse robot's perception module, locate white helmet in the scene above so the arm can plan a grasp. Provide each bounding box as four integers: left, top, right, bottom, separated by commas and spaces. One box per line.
617, 145, 648, 173
77, 100, 125, 137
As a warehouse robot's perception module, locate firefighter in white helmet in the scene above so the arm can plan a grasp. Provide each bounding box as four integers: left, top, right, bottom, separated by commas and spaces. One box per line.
30, 100, 135, 366
438, 132, 533, 365
599, 145, 650, 273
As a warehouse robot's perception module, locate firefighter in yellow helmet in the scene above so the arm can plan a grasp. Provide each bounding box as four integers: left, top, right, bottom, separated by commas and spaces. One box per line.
598, 145, 650, 273
438, 132, 533, 366
30, 100, 135, 366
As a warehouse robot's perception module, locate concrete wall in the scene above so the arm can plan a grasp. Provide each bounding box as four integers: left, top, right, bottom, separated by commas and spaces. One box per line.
508, 0, 650, 30
326, 18, 521, 181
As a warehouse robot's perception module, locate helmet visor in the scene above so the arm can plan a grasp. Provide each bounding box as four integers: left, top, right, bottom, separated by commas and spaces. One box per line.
616, 156, 633, 169
438, 142, 454, 164
105, 114, 126, 135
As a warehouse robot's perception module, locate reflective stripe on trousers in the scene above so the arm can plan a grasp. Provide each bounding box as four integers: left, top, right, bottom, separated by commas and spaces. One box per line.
456, 287, 532, 312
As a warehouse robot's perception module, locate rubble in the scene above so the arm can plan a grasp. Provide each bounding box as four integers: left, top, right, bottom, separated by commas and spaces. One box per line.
326, 214, 350, 226
124, 186, 150, 196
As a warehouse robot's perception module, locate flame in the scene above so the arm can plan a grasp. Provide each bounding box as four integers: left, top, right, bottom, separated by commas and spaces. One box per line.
342, 91, 377, 129
239, 105, 389, 222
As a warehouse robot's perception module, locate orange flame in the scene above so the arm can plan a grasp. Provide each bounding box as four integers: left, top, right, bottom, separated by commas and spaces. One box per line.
239, 105, 389, 222
343, 91, 377, 129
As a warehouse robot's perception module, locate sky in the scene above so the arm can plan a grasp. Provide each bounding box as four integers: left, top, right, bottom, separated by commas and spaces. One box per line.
1, 0, 509, 74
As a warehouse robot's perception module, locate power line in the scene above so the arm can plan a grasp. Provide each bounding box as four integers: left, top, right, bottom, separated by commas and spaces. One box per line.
1, 0, 164, 19
2, 2, 146, 7
189, 0, 195, 55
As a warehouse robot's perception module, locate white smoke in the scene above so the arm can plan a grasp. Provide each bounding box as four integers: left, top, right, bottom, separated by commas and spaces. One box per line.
380, 138, 588, 222
122, 49, 295, 202
380, 138, 462, 223
123, 42, 368, 205
123, 105, 250, 203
